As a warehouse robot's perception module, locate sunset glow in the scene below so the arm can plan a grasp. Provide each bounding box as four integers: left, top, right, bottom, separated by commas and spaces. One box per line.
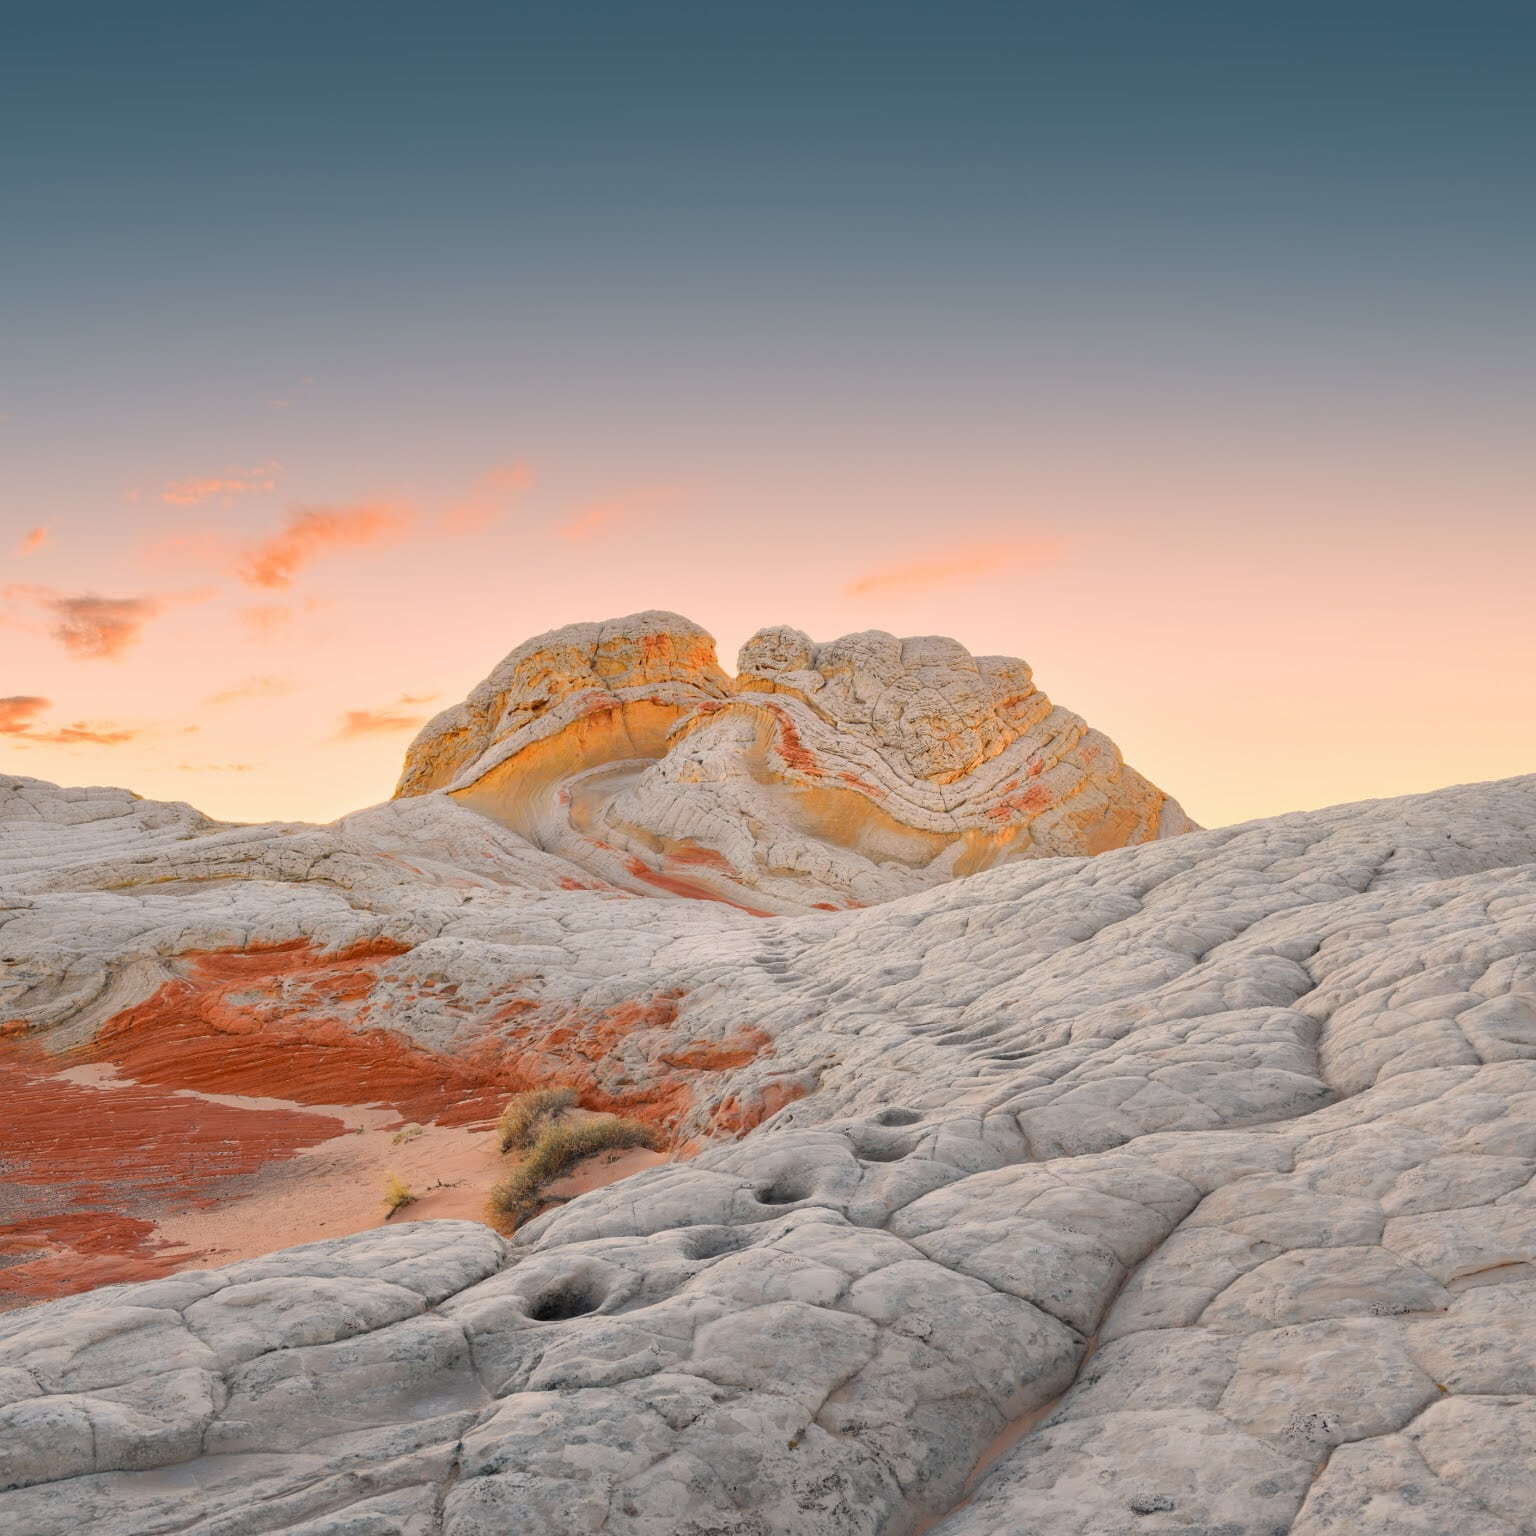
3, 4, 1531, 829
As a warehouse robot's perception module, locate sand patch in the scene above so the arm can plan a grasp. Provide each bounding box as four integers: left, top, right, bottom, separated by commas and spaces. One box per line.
3, 1053, 680, 1306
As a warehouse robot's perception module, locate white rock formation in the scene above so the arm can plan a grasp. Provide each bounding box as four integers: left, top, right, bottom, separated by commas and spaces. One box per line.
1, 618, 1531, 1533
393, 612, 1196, 912
4, 754, 1536, 1532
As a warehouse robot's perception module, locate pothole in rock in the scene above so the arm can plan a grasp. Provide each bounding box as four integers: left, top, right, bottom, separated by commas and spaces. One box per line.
754, 1174, 817, 1205
683, 1227, 754, 1260
848, 1135, 916, 1163
525, 1279, 607, 1321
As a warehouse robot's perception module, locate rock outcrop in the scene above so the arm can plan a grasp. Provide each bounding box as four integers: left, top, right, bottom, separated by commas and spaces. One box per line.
394, 612, 1195, 912
4, 610, 1535, 1534
5, 755, 1536, 1532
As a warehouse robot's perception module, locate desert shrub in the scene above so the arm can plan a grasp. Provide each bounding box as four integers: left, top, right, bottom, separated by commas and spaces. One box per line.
382, 1171, 416, 1216
488, 1115, 660, 1231
496, 1086, 579, 1154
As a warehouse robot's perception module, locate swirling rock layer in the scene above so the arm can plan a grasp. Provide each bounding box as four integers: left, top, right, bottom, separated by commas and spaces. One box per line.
394, 612, 1196, 912
4, 759, 1536, 1532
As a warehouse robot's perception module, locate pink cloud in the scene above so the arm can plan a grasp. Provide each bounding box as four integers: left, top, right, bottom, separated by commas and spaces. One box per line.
204, 675, 297, 706
0, 697, 49, 734
238, 598, 327, 638
555, 486, 681, 543
238, 502, 414, 589
2, 584, 212, 659
144, 465, 534, 592
47, 594, 165, 659
438, 462, 533, 534
335, 706, 428, 739
240, 603, 293, 637
37, 721, 140, 746
161, 462, 281, 507
1, 580, 211, 660
15, 526, 47, 557
0, 695, 138, 746
844, 539, 1062, 597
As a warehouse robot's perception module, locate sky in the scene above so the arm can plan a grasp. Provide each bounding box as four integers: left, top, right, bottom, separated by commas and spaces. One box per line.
2, 1, 1533, 829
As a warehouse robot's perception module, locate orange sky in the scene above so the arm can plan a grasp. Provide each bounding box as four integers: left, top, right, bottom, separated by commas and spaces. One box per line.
6, 4, 1533, 836
4, 440, 1531, 831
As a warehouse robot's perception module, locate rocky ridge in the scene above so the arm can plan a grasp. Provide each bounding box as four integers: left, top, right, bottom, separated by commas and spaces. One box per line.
2, 617, 1535, 1534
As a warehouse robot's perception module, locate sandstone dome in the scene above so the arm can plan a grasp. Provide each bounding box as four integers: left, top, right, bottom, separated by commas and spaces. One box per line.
393, 611, 1196, 912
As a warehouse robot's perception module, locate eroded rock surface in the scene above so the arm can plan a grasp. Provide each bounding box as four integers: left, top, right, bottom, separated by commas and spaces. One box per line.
4, 758, 1536, 1532
394, 612, 1196, 911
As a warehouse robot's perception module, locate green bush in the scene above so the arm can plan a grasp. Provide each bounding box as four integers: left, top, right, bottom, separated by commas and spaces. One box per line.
488, 1115, 660, 1231
495, 1086, 579, 1154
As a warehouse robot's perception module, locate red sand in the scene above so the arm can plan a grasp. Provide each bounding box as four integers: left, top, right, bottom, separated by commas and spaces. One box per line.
86, 941, 774, 1131
1, 1057, 678, 1308
0, 1053, 345, 1303
2, 938, 780, 1307
83, 938, 510, 1127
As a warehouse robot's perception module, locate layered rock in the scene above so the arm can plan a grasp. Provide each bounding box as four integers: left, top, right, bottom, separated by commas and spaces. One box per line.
5, 762, 1536, 1532
394, 612, 1195, 911
0, 777, 220, 882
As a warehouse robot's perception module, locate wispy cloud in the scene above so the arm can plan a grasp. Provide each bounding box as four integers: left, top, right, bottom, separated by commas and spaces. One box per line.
438, 462, 533, 534
0, 697, 49, 734
161, 462, 281, 507
236, 599, 324, 635
239, 603, 289, 638
176, 761, 254, 773
143, 465, 530, 595
239, 502, 413, 589
234, 465, 526, 591
5, 584, 210, 659
844, 539, 1062, 597
334, 704, 429, 739
37, 721, 140, 745
3, 590, 167, 659
204, 675, 297, 706
555, 485, 681, 543
15, 526, 47, 557
0, 695, 138, 746
51, 595, 166, 659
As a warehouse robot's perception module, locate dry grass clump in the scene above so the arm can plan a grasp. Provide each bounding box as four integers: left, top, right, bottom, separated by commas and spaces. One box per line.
496, 1086, 579, 1154
382, 1171, 416, 1217
488, 1115, 660, 1231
